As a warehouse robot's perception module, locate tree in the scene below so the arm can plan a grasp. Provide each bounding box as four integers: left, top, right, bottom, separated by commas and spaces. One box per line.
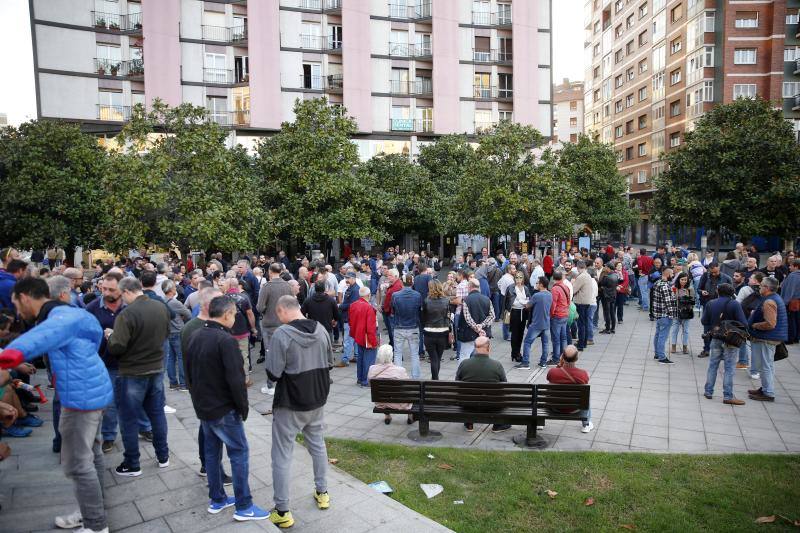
0, 120, 107, 250
254, 98, 388, 246
417, 134, 473, 236
557, 134, 637, 234
653, 97, 800, 246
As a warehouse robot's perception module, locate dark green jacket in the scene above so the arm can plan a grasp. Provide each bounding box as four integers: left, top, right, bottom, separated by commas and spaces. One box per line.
107, 295, 170, 376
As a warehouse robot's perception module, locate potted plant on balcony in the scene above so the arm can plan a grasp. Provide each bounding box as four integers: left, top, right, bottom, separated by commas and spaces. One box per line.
109, 20, 119, 30
97, 64, 106, 76
134, 20, 142, 30
110, 63, 119, 76
95, 16, 106, 28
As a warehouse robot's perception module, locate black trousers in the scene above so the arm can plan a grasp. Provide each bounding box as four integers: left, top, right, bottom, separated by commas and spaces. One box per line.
602, 296, 617, 332
509, 308, 528, 360
423, 330, 448, 380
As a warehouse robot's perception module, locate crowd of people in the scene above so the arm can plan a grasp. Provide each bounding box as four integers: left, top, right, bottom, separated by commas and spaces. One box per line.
0, 239, 797, 530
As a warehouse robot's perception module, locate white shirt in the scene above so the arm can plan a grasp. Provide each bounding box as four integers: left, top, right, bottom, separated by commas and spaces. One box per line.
154, 274, 168, 298
337, 277, 364, 295
498, 273, 514, 296
512, 286, 529, 309
562, 279, 574, 300
529, 266, 545, 287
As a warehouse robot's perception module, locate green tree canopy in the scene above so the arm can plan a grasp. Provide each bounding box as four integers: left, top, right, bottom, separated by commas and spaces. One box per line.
653, 97, 800, 241
0, 120, 107, 250
417, 134, 473, 235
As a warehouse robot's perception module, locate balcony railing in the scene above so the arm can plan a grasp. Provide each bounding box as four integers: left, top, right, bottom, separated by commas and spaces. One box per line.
201, 25, 248, 43
299, 74, 344, 91
794, 93, 800, 110
474, 120, 498, 133
97, 104, 131, 122
387, 2, 432, 19
388, 42, 432, 58
92, 11, 142, 32
471, 11, 512, 26
298, 34, 342, 51
388, 79, 433, 95
472, 49, 513, 63
390, 118, 433, 132
94, 58, 144, 78
472, 85, 513, 99
298, 0, 341, 11
207, 110, 250, 127
203, 68, 235, 84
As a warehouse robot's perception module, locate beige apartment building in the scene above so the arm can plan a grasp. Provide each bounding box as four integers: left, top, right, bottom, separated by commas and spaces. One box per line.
552, 78, 584, 145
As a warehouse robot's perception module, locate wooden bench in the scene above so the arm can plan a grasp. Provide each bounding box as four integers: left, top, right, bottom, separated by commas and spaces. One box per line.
370, 379, 590, 448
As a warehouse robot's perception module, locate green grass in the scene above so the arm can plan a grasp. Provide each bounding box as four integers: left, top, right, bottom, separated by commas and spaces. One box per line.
326, 438, 800, 533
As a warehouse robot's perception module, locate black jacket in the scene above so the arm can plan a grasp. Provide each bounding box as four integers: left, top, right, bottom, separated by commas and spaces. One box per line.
423, 296, 450, 329
302, 291, 340, 333
504, 284, 532, 313
185, 321, 249, 421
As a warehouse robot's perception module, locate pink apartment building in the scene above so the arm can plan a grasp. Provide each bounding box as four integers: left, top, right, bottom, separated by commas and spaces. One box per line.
29, 0, 553, 158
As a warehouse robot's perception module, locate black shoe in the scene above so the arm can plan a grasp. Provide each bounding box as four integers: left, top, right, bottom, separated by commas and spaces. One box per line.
748, 392, 775, 402
102, 440, 115, 453
546, 359, 560, 366
513, 363, 531, 369
654, 355, 659, 359
698, 351, 709, 358
52, 441, 61, 454
464, 423, 474, 432
649, 317, 655, 322
491, 424, 512, 433
658, 358, 676, 365
139, 430, 153, 442
256, 356, 265, 364
599, 330, 610, 334
115, 463, 142, 477
703, 394, 712, 400
199, 466, 207, 477
223, 472, 233, 486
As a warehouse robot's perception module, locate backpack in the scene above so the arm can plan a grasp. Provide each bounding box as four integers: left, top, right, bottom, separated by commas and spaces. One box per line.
703, 300, 749, 347
567, 302, 578, 325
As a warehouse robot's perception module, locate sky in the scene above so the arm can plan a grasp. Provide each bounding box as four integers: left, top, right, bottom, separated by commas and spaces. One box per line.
0, 0, 584, 126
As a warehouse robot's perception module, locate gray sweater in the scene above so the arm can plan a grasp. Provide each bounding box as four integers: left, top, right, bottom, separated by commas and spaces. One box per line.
166, 297, 192, 334
257, 277, 293, 328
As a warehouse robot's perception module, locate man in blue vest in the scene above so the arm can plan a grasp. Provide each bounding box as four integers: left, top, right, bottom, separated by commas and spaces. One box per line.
748, 277, 788, 402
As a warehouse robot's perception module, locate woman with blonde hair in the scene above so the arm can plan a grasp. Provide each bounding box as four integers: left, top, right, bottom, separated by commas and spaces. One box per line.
423, 279, 450, 379
367, 344, 414, 425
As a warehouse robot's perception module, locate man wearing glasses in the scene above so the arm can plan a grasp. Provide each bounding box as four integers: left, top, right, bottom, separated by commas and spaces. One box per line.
747, 277, 788, 402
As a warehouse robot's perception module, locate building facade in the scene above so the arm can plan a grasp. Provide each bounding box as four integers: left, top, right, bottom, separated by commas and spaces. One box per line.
552, 78, 584, 144
29, 0, 553, 159
583, 0, 800, 246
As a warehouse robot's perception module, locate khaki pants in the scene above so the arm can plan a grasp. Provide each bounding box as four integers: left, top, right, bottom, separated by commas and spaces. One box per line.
237, 337, 250, 376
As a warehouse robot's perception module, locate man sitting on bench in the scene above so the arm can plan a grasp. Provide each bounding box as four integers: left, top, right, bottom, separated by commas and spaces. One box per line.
546, 345, 593, 433
455, 336, 512, 434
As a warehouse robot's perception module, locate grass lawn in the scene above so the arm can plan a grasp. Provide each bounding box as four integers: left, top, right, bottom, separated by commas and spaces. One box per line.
326, 439, 800, 533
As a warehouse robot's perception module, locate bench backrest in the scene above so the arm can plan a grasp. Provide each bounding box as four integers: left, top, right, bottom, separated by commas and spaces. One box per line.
370, 379, 422, 406
535, 384, 590, 411
371, 379, 535, 410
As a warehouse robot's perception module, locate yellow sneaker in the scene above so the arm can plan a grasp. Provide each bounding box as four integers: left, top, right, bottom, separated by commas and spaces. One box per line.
268, 509, 294, 528
314, 490, 330, 510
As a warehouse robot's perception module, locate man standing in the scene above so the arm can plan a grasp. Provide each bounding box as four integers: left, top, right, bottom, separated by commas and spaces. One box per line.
0, 258, 27, 311
257, 263, 293, 395
392, 274, 423, 378
412, 263, 432, 359
701, 284, 747, 405
549, 271, 570, 366
224, 277, 258, 383
335, 272, 360, 368
743, 256, 759, 283
349, 287, 378, 387
458, 277, 495, 362
163, 280, 191, 391
697, 264, 732, 357
651, 268, 677, 365
106, 277, 171, 476
62, 267, 86, 308
519, 276, 552, 369
302, 280, 340, 343
760, 255, 786, 285
781, 259, 800, 344
497, 264, 516, 341
571, 261, 593, 351
736, 271, 764, 373
748, 277, 788, 402
455, 336, 510, 433
381, 268, 403, 348
635, 249, 653, 312
1, 278, 113, 533
185, 295, 269, 521
266, 296, 332, 528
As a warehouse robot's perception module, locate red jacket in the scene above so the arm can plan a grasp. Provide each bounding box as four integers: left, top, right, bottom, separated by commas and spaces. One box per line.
547, 365, 590, 384
349, 298, 377, 348
543, 255, 554, 275
637, 255, 654, 275
383, 279, 404, 314
550, 281, 570, 318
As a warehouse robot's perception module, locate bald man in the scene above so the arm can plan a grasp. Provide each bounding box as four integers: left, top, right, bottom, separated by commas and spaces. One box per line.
546, 345, 593, 433
455, 336, 510, 433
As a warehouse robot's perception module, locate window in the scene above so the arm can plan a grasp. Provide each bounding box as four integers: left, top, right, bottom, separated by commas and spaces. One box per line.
594, 20, 601, 34
653, 0, 664, 12
328, 25, 342, 49
627, 40, 634, 55
670, 4, 682, 23
615, 74, 624, 88
626, 120, 634, 134
616, 150, 624, 163
302, 62, 322, 89
301, 22, 322, 48
704, 45, 714, 67
787, 13, 799, 25
131, 92, 144, 107
499, 110, 513, 121
416, 107, 433, 132
669, 99, 681, 117
654, 104, 665, 120
626, 93, 634, 107
206, 96, 227, 123
570, 100, 578, 111
704, 11, 715, 32
627, 67, 635, 81
615, 24, 623, 39
639, 86, 648, 101
602, 79, 611, 99
669, 131, 681, 147
638, 114, 647, 129
785, 48, 799, 62
570, 117, 578, 127
670, 68, 681, 85
204, 52, 227, 83
638, 30, 648, 46
652, 71, 664, 99
639, 58, 648, 73
234, 55, 249, 83
626, 146, 634, 159
639, 2, 647, 18
604, 103, 611, 117
670, 38, 681, 54
735, 11, 758, 29
652, 12, 665, 41
498, 73, 513, 98
734, 48, 757, 65
637, 170, 648, 183
593, 66, 601, 78
784, 82, 800, 98
615, 49, 624, 63
593, 43, 600, 57
615, 100, 624, 113
497, 3, 512, 24
594, 89, 601, 102
627, 14, 635, 28
615, 0, 624, 13
615, 125, 623, 138
473, 72, 491, 98
96, 44, 121, 74
653, 44, 665, 71
638, 142, 647, 156
569, 133, 578, 143
732, 84, 757, 99
652, 130, 664, 154
416, 33, 432, 55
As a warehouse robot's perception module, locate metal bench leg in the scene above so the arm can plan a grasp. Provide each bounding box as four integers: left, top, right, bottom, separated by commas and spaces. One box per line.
407, 416, 442, 442
513, 423, 548, 449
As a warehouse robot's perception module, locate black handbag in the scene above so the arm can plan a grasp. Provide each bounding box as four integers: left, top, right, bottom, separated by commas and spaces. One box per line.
775, 342, 789, 362
704, 301, 749, 348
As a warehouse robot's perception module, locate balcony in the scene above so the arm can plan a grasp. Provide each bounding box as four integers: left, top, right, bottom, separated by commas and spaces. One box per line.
390, 118, 434, 133
795, 57, 800, 74
388, 79, 433, 96
472, 49, 513, 63
387, 2, 432, 20
299, 74, 344, 92
793, 93, 800, 111
388, 42, 432, 58
207, 110, 250, 127
203, 68, 237, 84
97, 104, 131, 122
474, 120, 498, 133
472, 85, 513, 100
201, 25, 248, 43
471, 11, 512, 26
297, 34, 342, 51
92, 11, 142, 32
298, 0, 342, 11
94, 58, 144, 78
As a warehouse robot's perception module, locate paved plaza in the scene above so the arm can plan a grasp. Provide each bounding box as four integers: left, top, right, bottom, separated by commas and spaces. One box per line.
2, 302, 799, 532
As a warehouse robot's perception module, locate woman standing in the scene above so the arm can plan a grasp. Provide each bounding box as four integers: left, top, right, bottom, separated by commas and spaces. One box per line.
505, 272, 532, 361
422, 280, 451, 380
614, 261, 629, 324
598, 265, 620, 334
671, 272, 695, 354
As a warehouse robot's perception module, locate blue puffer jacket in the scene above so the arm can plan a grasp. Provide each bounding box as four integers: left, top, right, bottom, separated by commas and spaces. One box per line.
8, 305, 113, 410
0, 270, 16, 310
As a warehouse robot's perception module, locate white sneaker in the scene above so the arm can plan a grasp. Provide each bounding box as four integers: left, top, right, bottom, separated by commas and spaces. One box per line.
261, 385, 276, 395
157, 457, 170, 468
750, 373, 760, 380
581, 422, 594, 433
75, 527, 109, 533
55, 510, 82, 529
164, 405, 177, 414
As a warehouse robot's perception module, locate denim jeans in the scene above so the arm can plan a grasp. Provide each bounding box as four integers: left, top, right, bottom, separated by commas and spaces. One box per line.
383, 312, 395, 347
522, 326, 550, 366
502, 321, 510, 341
575, 304, 590, 349
418, 327, 425, 356
738, 342, 750, 366
704, 339, 737, 400
394, 328, 420, 378
653, 317, 672, 360
638, 276, 650, 311
453, 313, 462, 357
102, 368, 151, 442
202, 410, 253, 511
751, 341, 776, 397
342, 322, 355, 363
356, 345, 377, 386
588, 304, 597, 341
491, 292, 502, 322
165, 333, 185, 387
59, 409, 107, 531
115, 373, 169, 468
670, 318, 690, 346
616, 292, 626, 321
592, 299, 600, 328
550, 317, 568, 362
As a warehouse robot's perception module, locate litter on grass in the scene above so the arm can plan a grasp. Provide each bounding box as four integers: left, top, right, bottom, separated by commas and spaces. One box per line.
420, 484, 444, 499
368, 481, 394, 494
453, 500, 464, 505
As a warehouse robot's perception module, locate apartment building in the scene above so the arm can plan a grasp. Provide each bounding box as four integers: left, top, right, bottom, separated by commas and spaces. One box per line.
29, 0, 553, 159
552, 78, 584, 144
583, 0, 800, 246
